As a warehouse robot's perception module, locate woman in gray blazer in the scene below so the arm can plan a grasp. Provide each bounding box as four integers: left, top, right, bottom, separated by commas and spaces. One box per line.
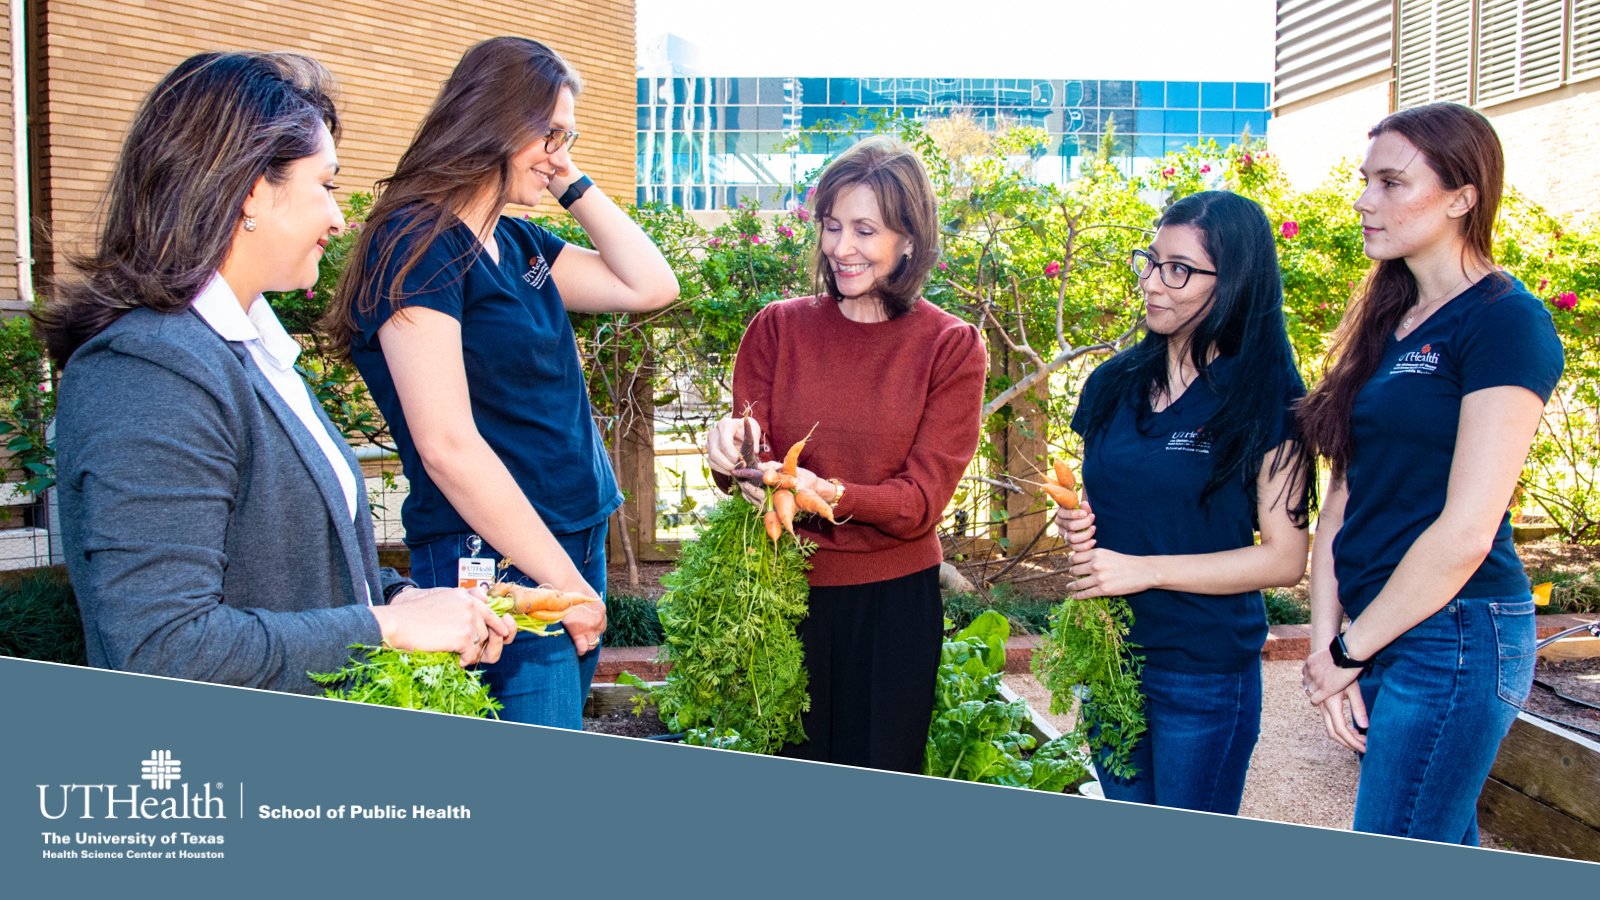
35, 51, 514, 694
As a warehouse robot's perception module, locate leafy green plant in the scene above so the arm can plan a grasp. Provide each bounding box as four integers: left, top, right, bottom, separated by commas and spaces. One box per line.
0, 567, 83, 664
1032, 597, 1146, 780
923, 610, 1089, 791
1264, 588, 1310, 626
0, 315, 56, 498
942, 586, 1055, 636
604, 593, 664, 648
631, 496, 812, 754
311, 645, 501, 718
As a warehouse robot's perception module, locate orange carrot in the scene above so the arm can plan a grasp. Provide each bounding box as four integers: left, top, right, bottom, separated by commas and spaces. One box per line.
1042, 482, 1079, 509
1053, 459, 1077, 490
794, 486, 836, 523
772, 489, 798, 535
762, 469, 798, 490
763, 507, 783, 543
487, 583, 591, 620
780, 424, 818, 477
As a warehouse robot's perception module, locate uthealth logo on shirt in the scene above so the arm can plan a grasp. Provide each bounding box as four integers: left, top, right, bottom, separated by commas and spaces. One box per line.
1165, 425, 1213, 454
523, 253, 551, 290
1391, 343, 1443, 375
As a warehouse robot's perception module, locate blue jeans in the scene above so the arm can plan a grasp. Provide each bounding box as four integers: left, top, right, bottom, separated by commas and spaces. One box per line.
408, 522, 607, 729
1352, 593, 1535, 844
1092, 661, 1262, 814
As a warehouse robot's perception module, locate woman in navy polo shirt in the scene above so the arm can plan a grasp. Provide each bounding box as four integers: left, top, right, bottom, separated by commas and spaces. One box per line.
1057, 191, 1315, 813
324, 37, 678, 728
1298, 103, 1563, 843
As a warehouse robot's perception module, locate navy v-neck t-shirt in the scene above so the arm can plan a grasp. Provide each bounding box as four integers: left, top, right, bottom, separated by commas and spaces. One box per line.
1071, 355, 1303, 673
1332, 275, 1564, 616
350, 210, 622, 546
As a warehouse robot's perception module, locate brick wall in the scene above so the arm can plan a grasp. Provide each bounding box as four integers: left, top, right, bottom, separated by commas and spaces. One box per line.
35, 0, 638, 280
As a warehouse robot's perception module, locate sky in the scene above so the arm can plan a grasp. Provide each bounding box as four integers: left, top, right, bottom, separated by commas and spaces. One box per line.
636, 0, 1276, 80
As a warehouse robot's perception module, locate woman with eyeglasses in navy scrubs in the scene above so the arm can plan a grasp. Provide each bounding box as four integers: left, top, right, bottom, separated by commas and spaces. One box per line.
1058, 191, 1315, 813
324, 37, 679, 728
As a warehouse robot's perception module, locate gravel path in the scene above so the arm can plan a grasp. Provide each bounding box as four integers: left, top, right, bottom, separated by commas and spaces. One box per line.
1006, 661, 1359, 831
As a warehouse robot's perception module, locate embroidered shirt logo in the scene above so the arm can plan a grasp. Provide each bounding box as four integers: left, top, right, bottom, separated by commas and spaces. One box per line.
1390, 342, 1442, 375
1165, 425, 1212, 454
522, 253, 551, 289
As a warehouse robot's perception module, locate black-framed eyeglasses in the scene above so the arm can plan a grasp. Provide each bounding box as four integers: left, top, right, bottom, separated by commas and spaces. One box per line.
543, 128, 580, 153
1130, 248, 1218, 289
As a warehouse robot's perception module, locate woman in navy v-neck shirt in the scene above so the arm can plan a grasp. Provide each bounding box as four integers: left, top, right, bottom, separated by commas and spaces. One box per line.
1058, 191, 1315, 813
1298, 104, 1563, 844
323, 38, 678, 728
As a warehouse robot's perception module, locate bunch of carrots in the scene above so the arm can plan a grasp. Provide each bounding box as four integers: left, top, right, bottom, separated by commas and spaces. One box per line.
1040, 458, 1080, 510
728, 418, 837, 543
485, 580, 593, 637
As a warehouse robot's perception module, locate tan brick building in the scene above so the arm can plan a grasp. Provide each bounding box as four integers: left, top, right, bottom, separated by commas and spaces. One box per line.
1269, 0, 1600, 219
11, 0, 639, 300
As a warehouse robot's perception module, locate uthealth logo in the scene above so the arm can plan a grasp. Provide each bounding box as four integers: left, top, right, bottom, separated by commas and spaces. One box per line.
38, 750, 227, 820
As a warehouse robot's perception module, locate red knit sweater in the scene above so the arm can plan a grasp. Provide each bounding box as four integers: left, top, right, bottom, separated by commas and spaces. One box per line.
729, 295, 987, 587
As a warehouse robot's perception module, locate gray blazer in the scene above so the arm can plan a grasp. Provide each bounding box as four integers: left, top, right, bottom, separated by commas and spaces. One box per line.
56, 307, 401, 693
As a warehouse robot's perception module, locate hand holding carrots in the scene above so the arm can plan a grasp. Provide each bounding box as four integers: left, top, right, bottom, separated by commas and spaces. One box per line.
706, 415, 767, 505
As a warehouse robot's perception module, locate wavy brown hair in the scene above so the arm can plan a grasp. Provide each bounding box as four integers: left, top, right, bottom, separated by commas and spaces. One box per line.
1297, 102, 1506, 476
34, 52, 339, 367
322, 36, 581, 353
809, 136, 940, 318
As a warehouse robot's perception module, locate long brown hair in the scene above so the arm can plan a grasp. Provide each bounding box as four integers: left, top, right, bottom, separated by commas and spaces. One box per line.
34, 52, 339, 367
1297, 102, 1505, 476
322, 36, 581, 352
809, 136, 940, 318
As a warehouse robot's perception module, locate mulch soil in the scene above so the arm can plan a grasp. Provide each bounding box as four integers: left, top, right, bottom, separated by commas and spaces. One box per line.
1526, 655, 1600, 739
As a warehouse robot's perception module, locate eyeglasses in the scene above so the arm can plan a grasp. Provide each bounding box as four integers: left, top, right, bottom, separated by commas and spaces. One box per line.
542, 128, 580, 154
1130, 248, 1218, 289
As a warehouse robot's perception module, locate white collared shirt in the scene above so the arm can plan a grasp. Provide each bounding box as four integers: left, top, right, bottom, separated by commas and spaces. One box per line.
190, 273, 359, 524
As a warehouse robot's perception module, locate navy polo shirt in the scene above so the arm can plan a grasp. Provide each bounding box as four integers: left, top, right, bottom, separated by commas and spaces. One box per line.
1333, 275, 1564, 616
1071, 355, 1302, 673
350, 210, 622, 545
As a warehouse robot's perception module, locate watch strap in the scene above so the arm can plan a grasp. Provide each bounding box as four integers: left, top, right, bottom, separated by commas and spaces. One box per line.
1329, 633, 1370, 669
557, 175, 594, 209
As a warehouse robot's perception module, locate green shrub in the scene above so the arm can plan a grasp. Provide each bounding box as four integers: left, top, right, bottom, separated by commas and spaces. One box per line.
604, 593, 664, 648
943, 586, 1054, 636
0, 567, 83, 664
1263, 588, 1310, 626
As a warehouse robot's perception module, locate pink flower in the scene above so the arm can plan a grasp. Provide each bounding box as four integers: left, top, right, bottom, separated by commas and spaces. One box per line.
36, 382, 48, 393
776, 225, 794, 238
1553, 291, 1578, 311
708, 237, 722, 249
1238, 153, 1254, 168
747, 234, 764, 245
794, 206, 811, 222
1538, 278, 1549, 292
1199, 164, 1211, 174
1160, 167, 1176, 179
1280, 221, 1299, 240
937, 261, 949, 271
304, 288, 315, 300
1044, 261, 1062, 277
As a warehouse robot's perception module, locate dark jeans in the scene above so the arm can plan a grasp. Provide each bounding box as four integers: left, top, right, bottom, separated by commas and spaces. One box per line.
408, 522, 607, 729
1352, 594, 1535, 844
1093, 660, 1262, 814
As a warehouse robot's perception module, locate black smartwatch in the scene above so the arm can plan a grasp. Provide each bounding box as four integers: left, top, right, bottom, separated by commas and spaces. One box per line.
1328, 633, 1370, 669
557, 175, 594, 209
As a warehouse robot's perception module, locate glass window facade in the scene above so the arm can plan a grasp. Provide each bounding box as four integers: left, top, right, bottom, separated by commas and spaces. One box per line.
637, 76, 1272, 209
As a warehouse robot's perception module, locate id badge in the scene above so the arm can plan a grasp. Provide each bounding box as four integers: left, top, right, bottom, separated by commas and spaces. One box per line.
457, 534, 496, 590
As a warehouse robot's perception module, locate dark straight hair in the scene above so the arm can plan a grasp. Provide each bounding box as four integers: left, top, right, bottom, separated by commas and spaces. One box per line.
323, 36, 581, 353
35, 52, 339, 367
1078, 190, 1314, 523
1297, 102, 1506, 477
808, 136, 940, 318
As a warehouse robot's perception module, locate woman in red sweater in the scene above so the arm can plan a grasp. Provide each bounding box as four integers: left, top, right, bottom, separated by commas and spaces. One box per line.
706, 137, 987, 773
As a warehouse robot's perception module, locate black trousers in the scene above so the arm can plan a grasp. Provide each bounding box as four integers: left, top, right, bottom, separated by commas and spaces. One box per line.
780, 565, 944, 774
